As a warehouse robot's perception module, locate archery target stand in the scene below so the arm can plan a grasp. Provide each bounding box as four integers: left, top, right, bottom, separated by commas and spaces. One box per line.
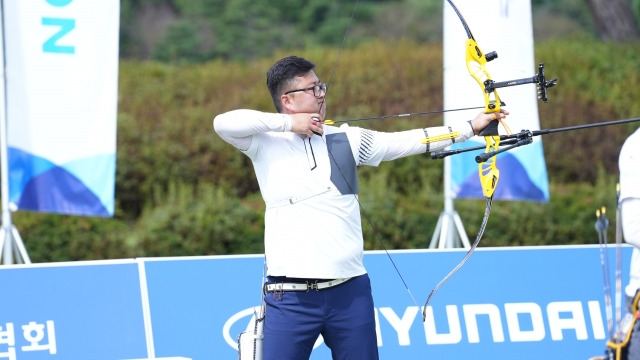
0, 18, 30, 265
0, 221, 30, 265
429, 197, 470, 249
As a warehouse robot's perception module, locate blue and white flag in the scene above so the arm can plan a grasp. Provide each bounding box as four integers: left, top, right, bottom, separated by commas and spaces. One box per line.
4, 0, 120, 216
443, 0, 549, 202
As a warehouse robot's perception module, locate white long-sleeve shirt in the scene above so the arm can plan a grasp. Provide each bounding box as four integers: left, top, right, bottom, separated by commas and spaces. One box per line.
214, 109, 475, 279
619, 128, 640, 297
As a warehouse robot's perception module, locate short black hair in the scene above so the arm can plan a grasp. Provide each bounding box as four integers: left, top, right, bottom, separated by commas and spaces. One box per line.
266, 56, 316, 113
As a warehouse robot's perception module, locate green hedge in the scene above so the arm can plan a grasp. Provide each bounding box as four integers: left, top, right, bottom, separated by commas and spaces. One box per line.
10, 39, 639, 262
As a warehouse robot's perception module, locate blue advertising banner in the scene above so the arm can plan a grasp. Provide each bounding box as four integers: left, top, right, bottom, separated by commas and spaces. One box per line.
144, 246, 628, 360
142, 256, 264, 360
0, 246, 630, 359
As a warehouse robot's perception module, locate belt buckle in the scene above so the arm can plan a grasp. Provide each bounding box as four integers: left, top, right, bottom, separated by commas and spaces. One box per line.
273, 282, 284, 300
263, 282, 285, 300
306, 280, 318, 292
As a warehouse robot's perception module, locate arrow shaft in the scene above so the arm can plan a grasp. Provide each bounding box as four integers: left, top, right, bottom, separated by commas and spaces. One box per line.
326, 105, 488, 124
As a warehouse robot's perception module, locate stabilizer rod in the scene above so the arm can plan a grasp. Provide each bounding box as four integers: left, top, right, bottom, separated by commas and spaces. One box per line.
431, 117, 640, 162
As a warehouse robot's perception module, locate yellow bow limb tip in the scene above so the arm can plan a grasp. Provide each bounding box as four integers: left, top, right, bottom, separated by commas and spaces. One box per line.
421, 132, 460, 144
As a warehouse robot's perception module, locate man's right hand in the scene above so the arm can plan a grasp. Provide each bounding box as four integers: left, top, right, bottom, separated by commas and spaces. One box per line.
290, 113, 324, 137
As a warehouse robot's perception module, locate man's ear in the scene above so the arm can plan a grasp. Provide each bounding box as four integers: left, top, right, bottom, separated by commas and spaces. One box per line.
281, 94, 295, 113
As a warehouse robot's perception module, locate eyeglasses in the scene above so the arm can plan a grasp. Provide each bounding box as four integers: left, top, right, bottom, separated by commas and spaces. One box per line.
284, 83, 327, 97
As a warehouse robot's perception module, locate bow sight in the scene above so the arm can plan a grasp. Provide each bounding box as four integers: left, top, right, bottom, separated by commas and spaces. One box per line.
472, 51, 558, 104
484, 62, 558, 103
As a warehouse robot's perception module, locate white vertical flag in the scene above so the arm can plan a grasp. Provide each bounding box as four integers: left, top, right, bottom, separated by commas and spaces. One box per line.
443, 0, 549, 202
4, 0, 120, 216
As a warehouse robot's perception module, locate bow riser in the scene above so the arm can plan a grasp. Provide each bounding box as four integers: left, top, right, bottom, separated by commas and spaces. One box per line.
479, 135, 501, 198
465, 38, 502, 115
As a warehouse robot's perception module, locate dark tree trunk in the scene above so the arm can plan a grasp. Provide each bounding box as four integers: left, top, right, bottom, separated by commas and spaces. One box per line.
586, 0, 640, 41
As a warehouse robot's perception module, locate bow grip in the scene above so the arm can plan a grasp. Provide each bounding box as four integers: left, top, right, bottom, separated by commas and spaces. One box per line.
478, 119, 499, 136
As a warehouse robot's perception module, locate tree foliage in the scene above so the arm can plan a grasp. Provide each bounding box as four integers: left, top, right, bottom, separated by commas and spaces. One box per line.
118, 0, 640, 63
586, 0, 640, 41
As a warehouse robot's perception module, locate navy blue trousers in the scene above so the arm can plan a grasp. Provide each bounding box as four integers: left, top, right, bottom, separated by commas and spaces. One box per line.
263, 273, 379, 360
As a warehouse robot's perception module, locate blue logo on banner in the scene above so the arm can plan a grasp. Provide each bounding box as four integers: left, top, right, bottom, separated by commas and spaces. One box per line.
8, 147, 115, 216
42, 18, 75, 54
450, 140, 549, 202
42, 0, 75, 54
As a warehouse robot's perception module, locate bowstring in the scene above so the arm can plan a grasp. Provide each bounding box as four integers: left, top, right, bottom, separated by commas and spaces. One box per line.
323, 146, 419, 307
318, 0, 418, 307
324, 0, 360, 94
326, 105, 489, 124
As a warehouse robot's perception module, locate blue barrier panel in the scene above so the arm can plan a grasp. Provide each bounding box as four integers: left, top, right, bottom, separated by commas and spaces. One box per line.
142, 245, 631, 360
366, 246, 629, 360
142, 255, 263, 359
0, 246, 629, 359
0, 260, 148, 360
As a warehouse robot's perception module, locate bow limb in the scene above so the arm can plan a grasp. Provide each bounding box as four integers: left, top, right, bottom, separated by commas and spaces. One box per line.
423, 196, 493, 321
422, 0, 501, 321
446, 0, 503, 198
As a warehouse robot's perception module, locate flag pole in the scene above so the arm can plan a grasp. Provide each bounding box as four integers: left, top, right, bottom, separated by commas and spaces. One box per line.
0, 0, 30, 265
